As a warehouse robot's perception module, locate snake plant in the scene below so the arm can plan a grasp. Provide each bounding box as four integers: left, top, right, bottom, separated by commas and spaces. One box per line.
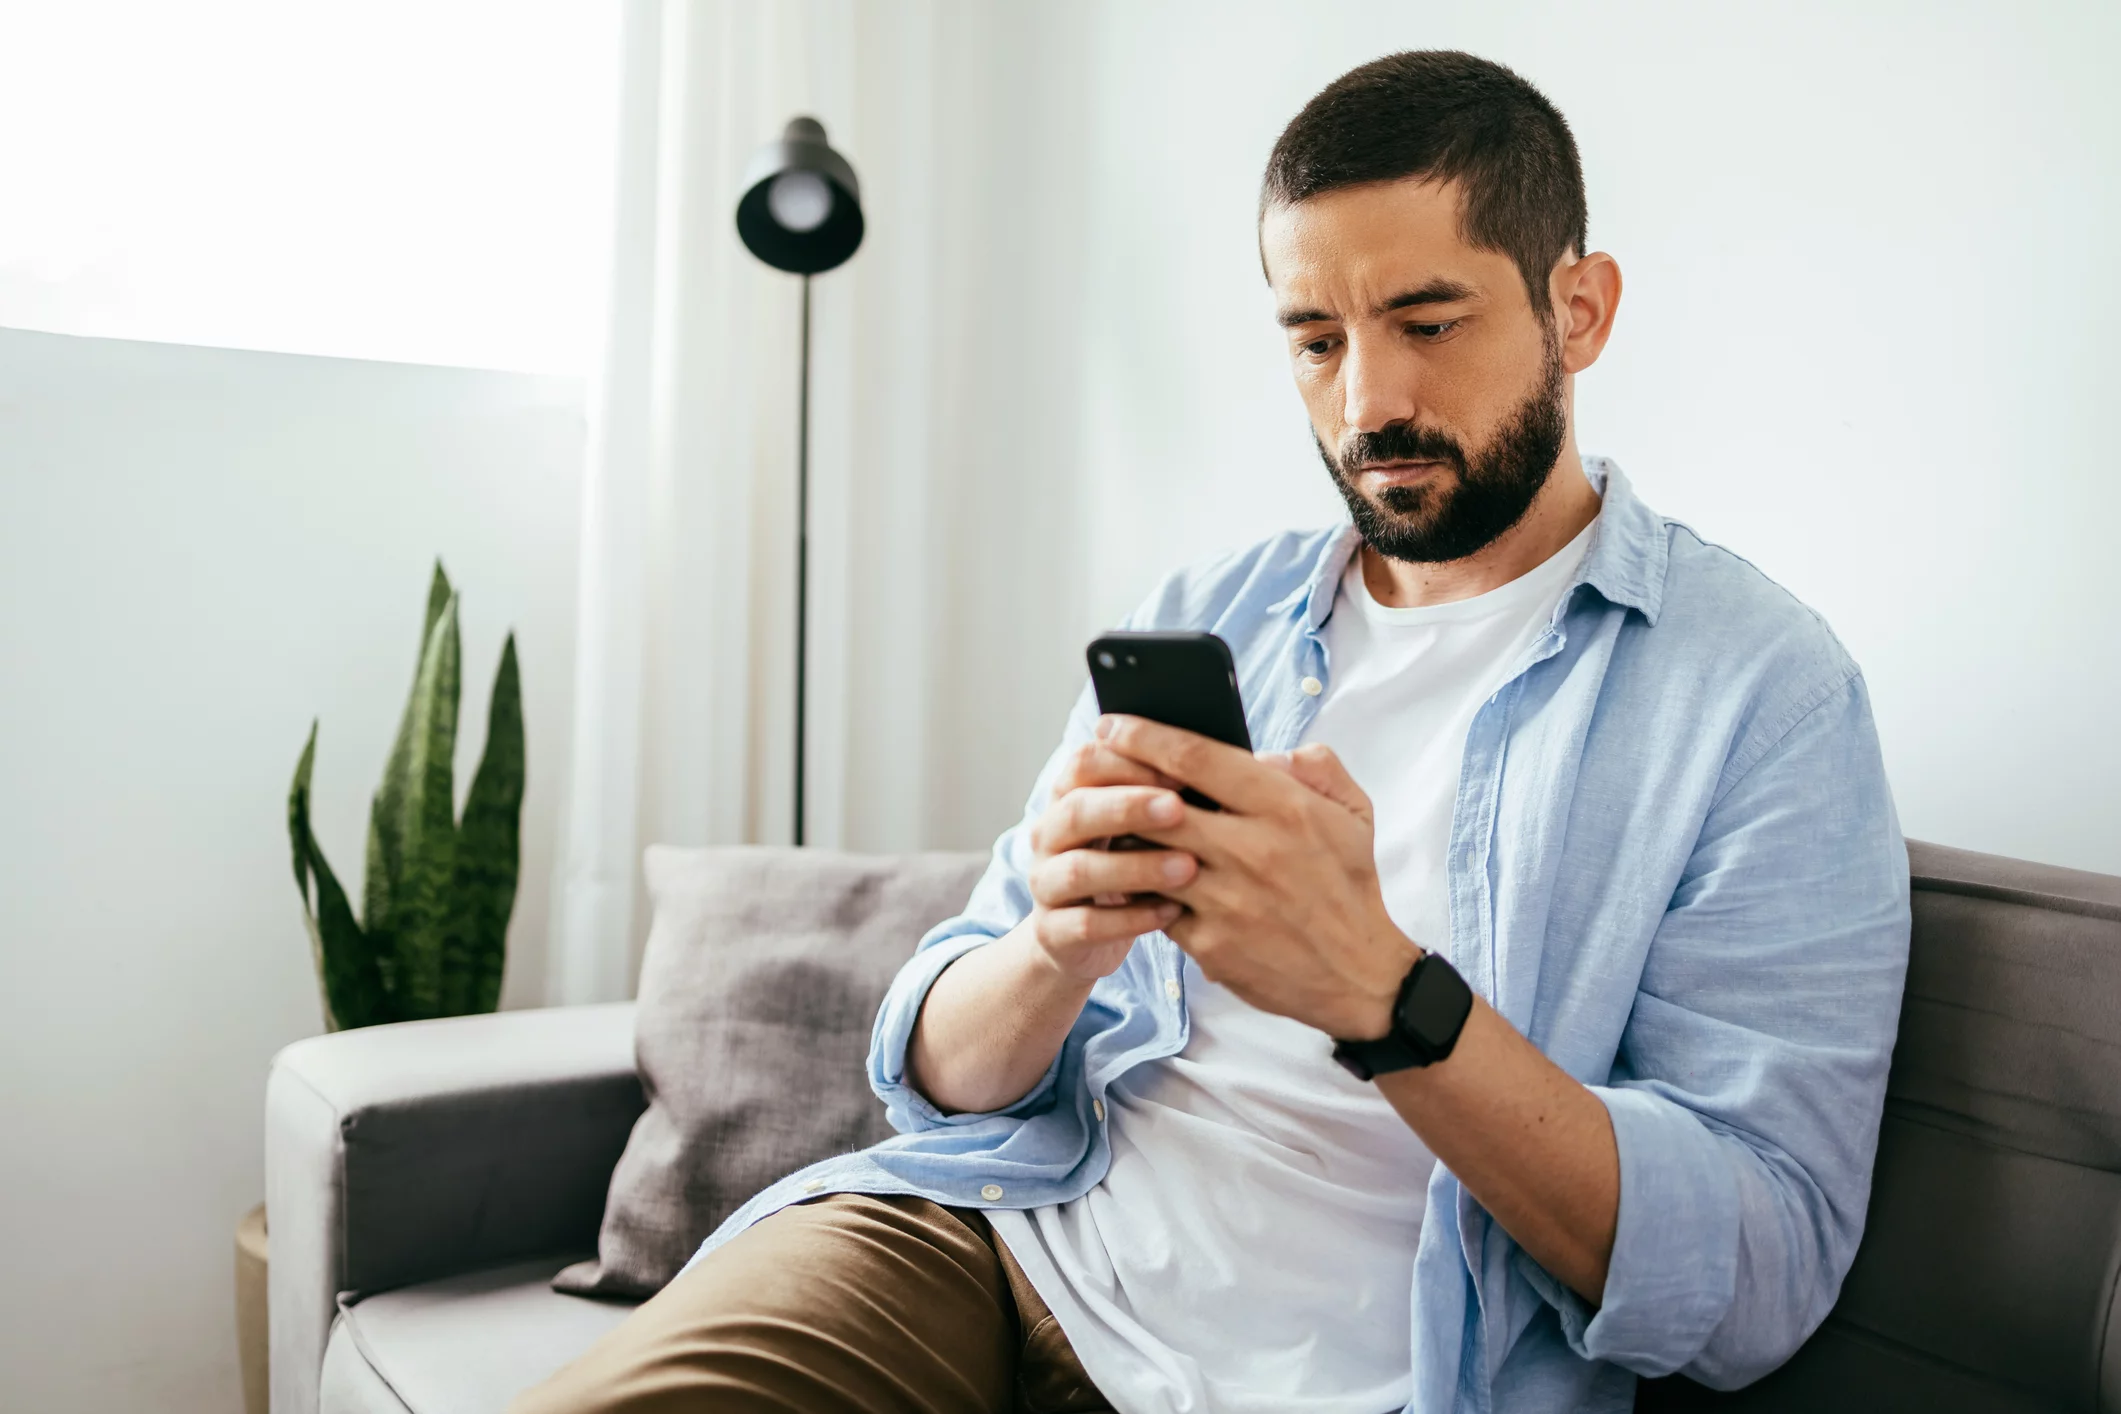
286, 563, 524, 1030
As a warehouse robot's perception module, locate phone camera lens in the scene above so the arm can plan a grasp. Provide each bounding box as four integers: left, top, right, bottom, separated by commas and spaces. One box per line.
1096, 650, 1117, 669
1125, 655, 1137, 667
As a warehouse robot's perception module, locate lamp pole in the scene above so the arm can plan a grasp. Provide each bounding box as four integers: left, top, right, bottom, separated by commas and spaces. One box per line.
794, 273, 811, 846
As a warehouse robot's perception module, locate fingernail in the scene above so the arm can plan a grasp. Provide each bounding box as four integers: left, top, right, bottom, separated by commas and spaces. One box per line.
1095, 715, 1117, 739
1161, 854, 1191, 884
1146, 793, 1182, 825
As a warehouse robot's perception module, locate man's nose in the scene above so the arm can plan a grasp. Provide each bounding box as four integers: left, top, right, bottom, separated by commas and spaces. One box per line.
1340, 332, 1421, 434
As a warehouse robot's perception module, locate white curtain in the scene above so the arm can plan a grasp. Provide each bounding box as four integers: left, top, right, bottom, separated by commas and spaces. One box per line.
547, 0, 1105, 1002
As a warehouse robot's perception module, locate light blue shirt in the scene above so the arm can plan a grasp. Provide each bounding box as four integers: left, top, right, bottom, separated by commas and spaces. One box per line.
691, 459, 1911, 1413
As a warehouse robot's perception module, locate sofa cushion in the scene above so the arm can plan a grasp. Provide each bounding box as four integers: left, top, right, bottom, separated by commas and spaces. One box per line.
554, 845, 989, 1299
321, 1257, 636, 1414
1640, 840, 2121, 1411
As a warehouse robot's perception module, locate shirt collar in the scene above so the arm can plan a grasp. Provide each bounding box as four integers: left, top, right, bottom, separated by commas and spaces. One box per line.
1266, 455, 1667, 631
1574, 456, 1667, 626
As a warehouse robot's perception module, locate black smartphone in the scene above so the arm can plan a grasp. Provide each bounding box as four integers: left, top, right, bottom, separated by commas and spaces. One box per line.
1086, 631, 1252, 812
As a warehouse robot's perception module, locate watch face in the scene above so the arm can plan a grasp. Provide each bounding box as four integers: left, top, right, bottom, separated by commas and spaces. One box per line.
1401, 956, 1473, 1047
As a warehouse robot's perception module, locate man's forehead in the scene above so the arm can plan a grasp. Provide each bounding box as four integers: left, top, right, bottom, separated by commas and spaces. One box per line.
1261, 176, 1500, 314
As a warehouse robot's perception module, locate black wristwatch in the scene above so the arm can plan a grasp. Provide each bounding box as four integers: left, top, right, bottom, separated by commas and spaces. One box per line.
1331, 952, 1474, 1081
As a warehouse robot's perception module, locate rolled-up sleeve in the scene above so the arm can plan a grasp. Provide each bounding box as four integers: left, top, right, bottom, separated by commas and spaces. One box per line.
1544, 672, 1911, 1384
868, 685, 1102, 1133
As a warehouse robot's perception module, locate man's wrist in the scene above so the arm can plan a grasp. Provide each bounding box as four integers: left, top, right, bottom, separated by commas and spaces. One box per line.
1347, 928, 1425, 1040
1015, 921, 1112, 995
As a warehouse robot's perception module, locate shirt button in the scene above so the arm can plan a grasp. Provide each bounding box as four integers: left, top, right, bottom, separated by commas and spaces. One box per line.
980, 1183, 1004, 1201
800, 1178, 825, 1193
1300, 675, 1323, 696
1093, 1098, 1106, 1123
1164, 978, 1182, 1001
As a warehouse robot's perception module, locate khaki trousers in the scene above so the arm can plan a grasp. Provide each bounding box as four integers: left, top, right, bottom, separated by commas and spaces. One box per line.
512, 1194, 1111, 1414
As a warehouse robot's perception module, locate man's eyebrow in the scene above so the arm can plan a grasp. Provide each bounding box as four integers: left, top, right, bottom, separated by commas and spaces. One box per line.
1375, 278, 1479, 316
1276, 278, 1482, 328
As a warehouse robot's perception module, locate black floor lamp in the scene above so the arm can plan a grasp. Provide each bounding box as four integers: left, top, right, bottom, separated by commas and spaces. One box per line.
736, 117, 864, 847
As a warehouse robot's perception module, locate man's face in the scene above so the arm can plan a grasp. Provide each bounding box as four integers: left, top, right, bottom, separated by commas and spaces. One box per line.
1261, 178, 1567, 564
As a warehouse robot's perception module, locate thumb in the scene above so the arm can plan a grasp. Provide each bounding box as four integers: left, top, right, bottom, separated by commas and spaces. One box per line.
1263, 743, 1373, 823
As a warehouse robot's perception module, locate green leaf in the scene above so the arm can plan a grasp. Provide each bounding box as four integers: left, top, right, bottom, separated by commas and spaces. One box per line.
376, 590, 461, 1020
305, 833, 392, 1031
289, 720, 319, 897
444, 633, 524, 1015
421, 559, 452, 646
288, 723, 392, 1030
365, 561, 455, 939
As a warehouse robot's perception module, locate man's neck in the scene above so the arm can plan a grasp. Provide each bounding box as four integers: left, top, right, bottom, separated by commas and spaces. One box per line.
1359, 443, 1602, 610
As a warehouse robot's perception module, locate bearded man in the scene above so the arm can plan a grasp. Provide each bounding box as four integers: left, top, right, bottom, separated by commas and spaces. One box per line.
519, 49, 1910, 1414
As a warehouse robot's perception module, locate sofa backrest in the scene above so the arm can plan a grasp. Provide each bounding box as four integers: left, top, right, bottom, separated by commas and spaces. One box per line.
1644, 840, 2121, 1413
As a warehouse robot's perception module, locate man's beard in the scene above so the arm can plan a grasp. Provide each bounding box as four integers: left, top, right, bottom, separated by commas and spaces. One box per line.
1319, 339, 1567, 564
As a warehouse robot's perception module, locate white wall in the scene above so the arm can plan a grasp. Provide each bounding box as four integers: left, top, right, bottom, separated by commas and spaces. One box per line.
1028, 0, 2120, 875
0, 328, 583, 1410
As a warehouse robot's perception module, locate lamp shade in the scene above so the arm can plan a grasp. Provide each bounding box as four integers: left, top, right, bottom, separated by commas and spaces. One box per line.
736, 116, 864, 275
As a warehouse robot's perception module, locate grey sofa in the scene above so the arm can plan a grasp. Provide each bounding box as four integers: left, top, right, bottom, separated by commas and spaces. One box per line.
266, 841, 2121, 1414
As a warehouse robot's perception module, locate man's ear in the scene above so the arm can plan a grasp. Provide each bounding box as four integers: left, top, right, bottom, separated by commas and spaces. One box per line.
1553, 251, 1622, 375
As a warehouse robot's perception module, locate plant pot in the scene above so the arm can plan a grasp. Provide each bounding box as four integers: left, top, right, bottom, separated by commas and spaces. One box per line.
236, 1202, 268, 1414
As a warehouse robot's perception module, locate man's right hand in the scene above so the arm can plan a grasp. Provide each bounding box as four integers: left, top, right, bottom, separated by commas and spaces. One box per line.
904, 737, 1200, 1115
1024, 741, 1198, 983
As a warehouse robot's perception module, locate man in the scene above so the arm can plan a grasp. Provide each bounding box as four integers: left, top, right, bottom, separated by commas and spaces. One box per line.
520, 49, 1909, 1414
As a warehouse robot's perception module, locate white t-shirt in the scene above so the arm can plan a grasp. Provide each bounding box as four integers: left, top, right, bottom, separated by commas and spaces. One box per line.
990, 519, 1598, 1414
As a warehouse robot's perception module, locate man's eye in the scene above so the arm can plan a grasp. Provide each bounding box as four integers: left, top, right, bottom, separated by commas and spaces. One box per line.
1301, 339, 1336, 358
1409, 320, 1460, 339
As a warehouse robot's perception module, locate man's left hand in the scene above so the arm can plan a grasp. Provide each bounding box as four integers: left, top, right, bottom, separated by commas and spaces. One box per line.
1095, 713, 1421, 1041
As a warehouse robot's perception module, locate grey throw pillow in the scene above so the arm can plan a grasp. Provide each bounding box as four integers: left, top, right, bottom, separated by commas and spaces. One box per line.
554, 844, 988, 1299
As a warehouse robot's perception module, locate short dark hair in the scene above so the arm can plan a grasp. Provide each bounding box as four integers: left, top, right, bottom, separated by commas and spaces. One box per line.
1262, 51, 1588, 318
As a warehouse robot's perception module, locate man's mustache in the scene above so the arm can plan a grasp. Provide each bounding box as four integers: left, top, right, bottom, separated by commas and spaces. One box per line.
1335, 423, 1468, 478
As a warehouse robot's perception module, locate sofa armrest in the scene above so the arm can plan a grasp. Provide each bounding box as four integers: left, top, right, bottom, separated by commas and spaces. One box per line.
265, 1003, 642, 1414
